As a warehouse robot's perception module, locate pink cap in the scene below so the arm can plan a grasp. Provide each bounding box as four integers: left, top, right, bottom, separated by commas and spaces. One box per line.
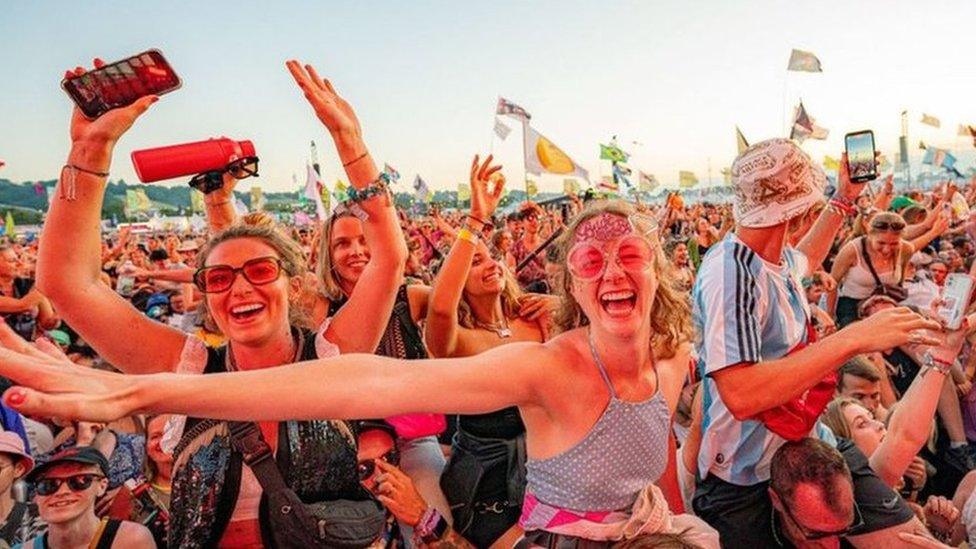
0, 431, 33, 473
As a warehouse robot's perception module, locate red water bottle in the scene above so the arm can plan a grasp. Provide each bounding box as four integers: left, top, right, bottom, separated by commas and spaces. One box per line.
131, 137, 255, 183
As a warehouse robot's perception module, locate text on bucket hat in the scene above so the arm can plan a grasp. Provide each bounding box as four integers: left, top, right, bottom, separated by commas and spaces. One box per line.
731, 138, 827, 228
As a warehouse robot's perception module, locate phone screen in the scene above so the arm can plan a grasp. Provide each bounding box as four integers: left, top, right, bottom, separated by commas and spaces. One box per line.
62, 50, 181, 119
845, 130, 877, 182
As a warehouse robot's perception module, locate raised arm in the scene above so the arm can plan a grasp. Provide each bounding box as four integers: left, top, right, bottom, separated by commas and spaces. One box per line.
425, 155, 504, 357
36, 59, 187, 375
826, 242, 857, 316
0, 335, 552, 424
284, 60, 408, 353
797, 153, 867, 273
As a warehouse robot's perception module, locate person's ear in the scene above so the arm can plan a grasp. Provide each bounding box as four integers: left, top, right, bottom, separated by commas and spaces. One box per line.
97, 478, 108, 497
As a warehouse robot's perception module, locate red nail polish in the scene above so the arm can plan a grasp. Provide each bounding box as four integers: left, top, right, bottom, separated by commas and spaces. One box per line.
6, 390, 25, 405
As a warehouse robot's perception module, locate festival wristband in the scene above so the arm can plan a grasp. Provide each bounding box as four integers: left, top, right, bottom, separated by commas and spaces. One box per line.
60, 164, 110, 201
465, 214, 490, 228
342, 151, 369, 168
414, 508, 449, 544
827, 198, 856, 216
457, 227, 478, 244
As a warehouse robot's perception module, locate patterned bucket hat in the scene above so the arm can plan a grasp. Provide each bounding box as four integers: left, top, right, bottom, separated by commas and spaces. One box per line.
731, 138, 827, 228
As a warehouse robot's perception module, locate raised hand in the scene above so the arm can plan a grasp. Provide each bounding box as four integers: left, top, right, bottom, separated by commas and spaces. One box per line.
469, 154, 505, 222
285, 60, 362, 140
836, 151, 877, 202
847, 306, 942, 353
67, 59, 158, 164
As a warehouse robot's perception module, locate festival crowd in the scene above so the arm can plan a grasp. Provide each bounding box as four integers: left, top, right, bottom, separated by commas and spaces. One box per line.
1, 58, 976, 549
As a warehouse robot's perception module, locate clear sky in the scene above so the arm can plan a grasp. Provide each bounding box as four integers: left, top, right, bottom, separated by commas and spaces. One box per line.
2, 1, 975, 194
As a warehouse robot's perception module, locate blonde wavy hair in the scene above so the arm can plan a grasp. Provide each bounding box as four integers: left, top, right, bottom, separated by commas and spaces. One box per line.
820, 397, 863, 440
552, 200, 692, 359
316, 211, 359, 302
456, 263, 523, 329
195, 222, 312, 330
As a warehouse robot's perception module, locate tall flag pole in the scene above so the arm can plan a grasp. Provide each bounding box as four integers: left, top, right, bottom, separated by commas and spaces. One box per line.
496, 97, 532, 201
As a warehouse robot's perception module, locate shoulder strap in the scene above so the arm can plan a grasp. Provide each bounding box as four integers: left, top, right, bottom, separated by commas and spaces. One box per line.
226, 422, 291, 494
92, 518, 121, 549
860, 237, 884, 287
586, 330, 617, 399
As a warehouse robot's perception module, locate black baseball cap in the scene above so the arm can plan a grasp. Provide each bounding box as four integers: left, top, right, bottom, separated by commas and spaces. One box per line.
26, 446, 109, 483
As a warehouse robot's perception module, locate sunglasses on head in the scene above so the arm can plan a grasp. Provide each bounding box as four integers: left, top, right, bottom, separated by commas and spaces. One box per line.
357, 448, 400, 481
35, 473, 104, 496
871, 221, 905, 232
193, 256, 284, 294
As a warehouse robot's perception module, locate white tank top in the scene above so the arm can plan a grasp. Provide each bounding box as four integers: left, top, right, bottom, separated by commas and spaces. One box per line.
839, 237, 901, 299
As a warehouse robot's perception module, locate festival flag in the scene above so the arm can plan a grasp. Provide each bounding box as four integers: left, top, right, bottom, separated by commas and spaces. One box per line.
125, 190, 139, 213
790, 101, 829, 143
878, 154, 891, 171
250, 186, 264, 211
32, 182, 44, 196
413, 175, 432, 202
922, 147, 956, 169
736, 126, 749, 154
190, 189, 205, 213
135, 188, 151, 212
920, 113, 941, 128
638, 171, 659, 192
598, 176, 618, 192
679, 171, 699, 188
525, 179, 539, 198
563, 178, 581, 195
304, 163, 327, 219
383, 163, 401, 183
599, 143, 629, 163
333, 180, 350, 204
496, 97, 531, 120
457, 183, 471, 202
823, 156, 840, 171
3, 212, 13, 237
612, 163, 632, 189
787, 49, 823, 72
524, 125, 589, 182
493, 118, 512, 141
720, 167, 732, 186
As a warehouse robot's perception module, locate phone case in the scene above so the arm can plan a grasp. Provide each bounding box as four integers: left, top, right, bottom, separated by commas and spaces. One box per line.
938, 274, 974, 330
61, 48, 182, 119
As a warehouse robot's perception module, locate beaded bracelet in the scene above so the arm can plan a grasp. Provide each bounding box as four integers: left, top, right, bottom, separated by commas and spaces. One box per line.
344, 172, 391, 204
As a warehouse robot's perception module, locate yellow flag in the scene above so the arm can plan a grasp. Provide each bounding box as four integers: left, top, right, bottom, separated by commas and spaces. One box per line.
823, 156, 840, 171
190, 189, 205, 213
526, 179, 539, 198
457, 183, 471, 201
563, 178, 580, 195
250, 186, 264, 211
135, 188, 151, 211
679, 171, 698, 188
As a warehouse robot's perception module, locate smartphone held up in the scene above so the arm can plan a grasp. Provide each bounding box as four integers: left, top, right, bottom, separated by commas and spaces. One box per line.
61, 49, 181, 119
844, 130, 878, 183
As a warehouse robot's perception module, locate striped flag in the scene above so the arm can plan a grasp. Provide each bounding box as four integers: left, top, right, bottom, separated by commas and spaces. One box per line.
921, 114, 941, 128
787, 49, 823, 72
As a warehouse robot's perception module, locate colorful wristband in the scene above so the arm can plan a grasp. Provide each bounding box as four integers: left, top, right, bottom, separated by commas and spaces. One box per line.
457, 227, 478, 244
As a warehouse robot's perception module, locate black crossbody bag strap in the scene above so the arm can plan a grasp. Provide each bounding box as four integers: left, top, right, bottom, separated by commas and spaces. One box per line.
861, 237, 885, 288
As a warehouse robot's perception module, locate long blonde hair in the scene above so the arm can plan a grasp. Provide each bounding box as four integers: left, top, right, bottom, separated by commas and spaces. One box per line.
456, 264, 523, 329
820, 397, 863, 440
316, 211, 358, 301
552, 200, 692, 359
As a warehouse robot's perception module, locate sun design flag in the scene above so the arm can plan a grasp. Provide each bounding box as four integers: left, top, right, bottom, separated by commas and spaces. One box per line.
524, 125, 589, 182
496, 97, 531, 120
921, 114, 941, 128
787, 49, 823, 72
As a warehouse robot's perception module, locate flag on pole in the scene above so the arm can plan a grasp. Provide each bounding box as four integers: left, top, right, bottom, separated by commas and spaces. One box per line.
598, 176, 618, 192
599, 143, 629, 163
496, 97, 531, 120
524, 125, 589, 182
190, 189, 205, 213
638, 171, 658, 192
961, 125, 976, 147
563, 178, 581, 195
304, 163, 327, 219
383, 163, 401, 183
493, 118, 512, 141
823, 156, 840, 171
790, 101, 829, 142
736, 126, 749, 154
457, 183, 471, 202
250, 186, 264, 211
333, 180, 350, 204
679, 171, 699, 188
920, 113, 941, 128
787, 49, 823, 72
125, 190, 139, 213
413, 175, 432, 203
135, 188, 151, 212
922, 147, 956, 169
612, 163, 632, 189
525, 179, 539, 198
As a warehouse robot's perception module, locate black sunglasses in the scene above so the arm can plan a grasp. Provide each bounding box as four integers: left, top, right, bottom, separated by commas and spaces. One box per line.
188, 156, 260, 194
35, 474, 104, 496
357, 448, 400, 481
193, 256, 284, 294
871, 221, 905, 232
774, 489, 864, 540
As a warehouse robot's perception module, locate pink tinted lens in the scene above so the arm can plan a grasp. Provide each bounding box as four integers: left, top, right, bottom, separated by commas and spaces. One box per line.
616, 236, 654, 272
203, 267, 235, 292
568, 245, 606, 280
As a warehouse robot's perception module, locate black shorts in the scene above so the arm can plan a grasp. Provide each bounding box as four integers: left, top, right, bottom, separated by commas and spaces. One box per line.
693, 438, 915, 547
